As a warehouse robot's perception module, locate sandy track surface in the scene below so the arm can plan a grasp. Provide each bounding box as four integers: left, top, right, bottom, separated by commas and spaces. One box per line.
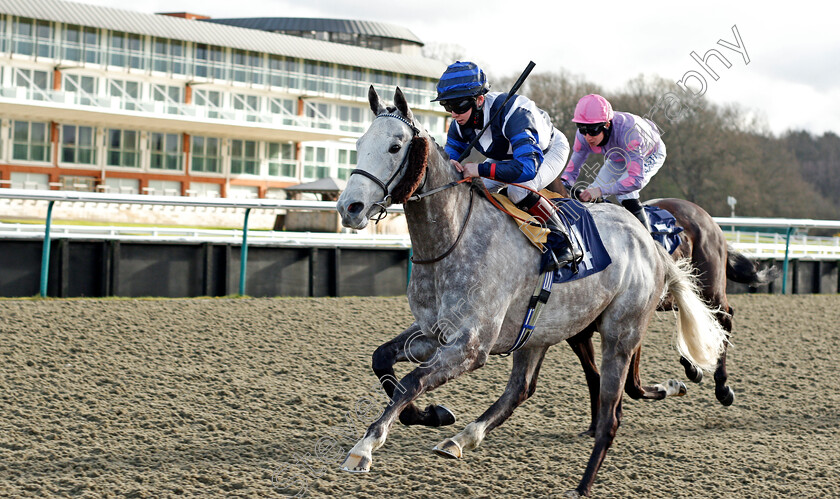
1, 294, 838, 498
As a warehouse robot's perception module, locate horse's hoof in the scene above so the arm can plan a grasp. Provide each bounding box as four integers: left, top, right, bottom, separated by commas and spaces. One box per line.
340, 453, 371, 473
669, 379, 687, 396
432, 438, 462, 459
716, 386, 735, 406
431, 405, 456, 427
681, 357, 703, 384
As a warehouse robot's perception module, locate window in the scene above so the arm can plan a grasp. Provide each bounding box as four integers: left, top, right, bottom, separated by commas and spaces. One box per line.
194, 43, 226, 80
61, 125, 96, 165
12, 121, 51, 162
337, 65, 364, 98
61, 24, 98, 64
13, 68, 50, 100
191, 136, 222, 173
304, 102, 331, 129
63, 74, 98, 105
268, 97, 296, 125
152, 38, 186, 75
230, 139, 258, 175
267, 142, 296, 178
193, 89, 224, 119
303, 146, 329, 179
232, 93, 260, 121
107, 129, 140, 167
150, 133, 182, 170
336, 149, 357, 181
108, 79, 142, 110
189, 182, 221, 197
12, 17, 53, 58
10, 172, 49, 190
304, 61, 334, 93
232, 49, 264, 84
338, 105, 365, 133
268, 55, 298, 88
109, 31, 144, 70
152, 84, 183, 114
59, 176, 96, 192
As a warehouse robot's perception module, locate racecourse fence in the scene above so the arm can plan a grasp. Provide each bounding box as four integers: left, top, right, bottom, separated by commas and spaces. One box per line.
0, 189, 838, 297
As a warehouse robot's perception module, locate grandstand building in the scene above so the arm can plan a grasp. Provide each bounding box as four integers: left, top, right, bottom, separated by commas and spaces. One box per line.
0, 0, 447, 199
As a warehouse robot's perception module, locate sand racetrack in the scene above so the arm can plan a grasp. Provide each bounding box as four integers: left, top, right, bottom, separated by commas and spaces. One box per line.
1, 294, 839, 498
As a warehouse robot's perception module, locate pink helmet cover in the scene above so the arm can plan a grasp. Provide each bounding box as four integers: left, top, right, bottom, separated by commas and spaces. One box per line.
573, 94, 614, 123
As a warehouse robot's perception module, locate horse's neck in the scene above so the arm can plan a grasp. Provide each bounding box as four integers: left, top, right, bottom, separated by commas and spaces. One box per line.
404, 151, 472, 259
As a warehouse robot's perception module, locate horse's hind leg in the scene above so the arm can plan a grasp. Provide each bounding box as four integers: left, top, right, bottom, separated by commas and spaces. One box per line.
432, 345, 550, 459
713, 306, 735, 406
372, 323, 455, 427
569, 327, 685, 438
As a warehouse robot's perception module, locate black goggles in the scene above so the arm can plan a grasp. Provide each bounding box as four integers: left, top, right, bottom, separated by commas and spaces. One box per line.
441, 98, 475, 114
577, 123, 606, 136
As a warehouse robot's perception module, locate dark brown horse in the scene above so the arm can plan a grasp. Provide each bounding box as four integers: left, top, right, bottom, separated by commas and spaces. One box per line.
559, 194, 780, 436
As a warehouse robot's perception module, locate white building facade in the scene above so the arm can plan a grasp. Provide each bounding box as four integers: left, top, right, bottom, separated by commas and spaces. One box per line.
0, 0, 448, 199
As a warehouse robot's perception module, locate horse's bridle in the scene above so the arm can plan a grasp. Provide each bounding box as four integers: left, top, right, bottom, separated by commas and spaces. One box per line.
349, 113, 420, 222
348, 112, 474, 264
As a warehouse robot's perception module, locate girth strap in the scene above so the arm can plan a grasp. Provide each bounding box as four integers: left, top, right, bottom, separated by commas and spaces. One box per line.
499, 269, 554, 356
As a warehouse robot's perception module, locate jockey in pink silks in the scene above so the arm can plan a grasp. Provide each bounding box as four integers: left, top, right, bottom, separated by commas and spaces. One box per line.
560, 94, 666, 231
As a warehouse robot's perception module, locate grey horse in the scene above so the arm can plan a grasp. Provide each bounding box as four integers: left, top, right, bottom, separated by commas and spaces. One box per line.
335, 87, 728, 497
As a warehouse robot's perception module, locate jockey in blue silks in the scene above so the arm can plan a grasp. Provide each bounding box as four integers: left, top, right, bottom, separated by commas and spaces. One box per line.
433, 61, 582, 270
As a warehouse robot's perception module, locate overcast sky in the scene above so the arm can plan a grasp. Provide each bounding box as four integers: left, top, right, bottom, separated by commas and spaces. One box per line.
82, 0, 840, 137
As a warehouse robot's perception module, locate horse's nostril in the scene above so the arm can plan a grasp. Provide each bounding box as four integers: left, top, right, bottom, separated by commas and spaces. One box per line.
348, 202, 364, 215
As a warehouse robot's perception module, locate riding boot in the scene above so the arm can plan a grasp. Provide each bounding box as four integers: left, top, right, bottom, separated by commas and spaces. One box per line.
621, 198, 652, 233
517, 192, 583, 271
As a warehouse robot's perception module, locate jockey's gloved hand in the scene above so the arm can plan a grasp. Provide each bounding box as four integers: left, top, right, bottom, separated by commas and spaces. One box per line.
570, 185, 586, 201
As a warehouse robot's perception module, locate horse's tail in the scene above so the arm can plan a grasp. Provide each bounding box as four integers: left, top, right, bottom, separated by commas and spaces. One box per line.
726, 245, 780, 286
657, 244, 728, 371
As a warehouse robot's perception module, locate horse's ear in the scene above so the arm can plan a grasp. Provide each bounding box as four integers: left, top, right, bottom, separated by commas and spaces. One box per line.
369, 85, 386, 116
394, 87, 414, 122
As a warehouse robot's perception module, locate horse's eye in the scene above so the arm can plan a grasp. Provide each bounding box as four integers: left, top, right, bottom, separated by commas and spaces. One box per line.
388, 144, 401, 154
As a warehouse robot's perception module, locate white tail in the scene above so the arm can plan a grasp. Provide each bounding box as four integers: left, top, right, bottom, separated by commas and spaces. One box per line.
658, 246, 728, 371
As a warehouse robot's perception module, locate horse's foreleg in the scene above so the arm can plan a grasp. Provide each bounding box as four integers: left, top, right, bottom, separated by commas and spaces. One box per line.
372, 323, 455, 427
567, 326, 599, 437
433, 345, 550, 459
342, 329, 486, 473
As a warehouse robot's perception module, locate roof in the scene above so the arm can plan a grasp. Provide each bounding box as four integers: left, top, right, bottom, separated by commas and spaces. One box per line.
284, 177, 347, 192
204, 17, 423, 46
0, 0, 445, 78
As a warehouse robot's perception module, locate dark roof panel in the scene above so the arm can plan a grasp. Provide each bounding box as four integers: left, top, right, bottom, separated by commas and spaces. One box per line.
205, 17, 423, 45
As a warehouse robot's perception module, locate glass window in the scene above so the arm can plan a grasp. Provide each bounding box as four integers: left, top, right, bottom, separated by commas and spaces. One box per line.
336, 149, 357, 181
303, 146, 329, 179
109, 31, 144, 69
152, 38, 186, 75
61, 125, 96, 165
232, 49, 263, 84
190, 136, 222, 173
108, 79, 141, 111
152, 84, 183, 114
194, 43, 226, 80
267, 142, 296, 178
304, 102, 331, 129
193, 89, 224, 119
232, 93, 261, 122
13, 68, 50, 100
268, 55, 298, 88
12, 121, 51, 162
12, 18, 53, 58
63, 74, 98, 105
150, 133, 183, 170
106, 129, 140, 167
230, 139, 259, 175
268, 97, 296, 125
148, 179, 182, 196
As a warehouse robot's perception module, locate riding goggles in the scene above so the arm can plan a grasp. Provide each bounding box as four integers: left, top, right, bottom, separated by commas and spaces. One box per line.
577, 123, 607, 136
441, 98, 475, 114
